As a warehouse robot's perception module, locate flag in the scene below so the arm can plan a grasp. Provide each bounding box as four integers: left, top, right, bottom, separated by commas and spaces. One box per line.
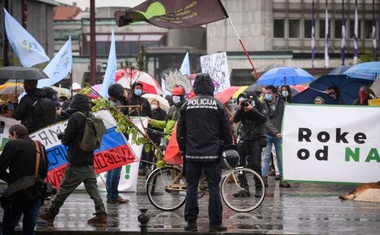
180, 51, 190, 75
341, 0, 346, 65
311, 0, 315, 69
372, 0, 377, 61
101, 30, 117, 98
4, 8, 50, 67
38, 37, 72, 88
114, 0, 228, 29
354, 1, 358, 65
324, 2, 329, 68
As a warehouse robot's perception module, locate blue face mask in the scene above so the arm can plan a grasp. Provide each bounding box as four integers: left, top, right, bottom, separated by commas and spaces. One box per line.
265, 94, 273, 101
282, 91, 289, 97
134, 89, 142, 96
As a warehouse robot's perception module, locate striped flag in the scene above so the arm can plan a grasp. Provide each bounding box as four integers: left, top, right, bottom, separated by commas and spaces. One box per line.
372, 0, 377, 60
353, 0, 358, 65
341, 0, 346, 65
38, 37, 72, 88
311, 0, 315, 69
101, 29, 117, 98
324, 1, 329, 68
4, 8, 50, 67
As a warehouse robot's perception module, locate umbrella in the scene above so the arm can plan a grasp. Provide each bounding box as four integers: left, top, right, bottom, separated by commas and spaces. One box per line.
292, 88, 339, 104
142, 93, 170, 113
231, 84, 263, 100
50, 86, 71, 98
0, 82, 24, 98
370, 76, 380, 97
328, 65, 351, 75
116, 69, 163, 95
232, 86, 248, 99
215, 86, 241, 104
90, 84, 103, 98
0, 66, 48, 80
343, 62, 380, 80
256, 66, 314, 86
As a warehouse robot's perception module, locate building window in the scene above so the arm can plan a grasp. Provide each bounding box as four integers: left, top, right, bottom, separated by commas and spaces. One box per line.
289, 20, 300, 38
350, 20, 361, 38
364, 20, 373, 39
335, 20, 343, 38
274, 19, 285, 38
320, 20, 331, 39
304, 20, 312, 38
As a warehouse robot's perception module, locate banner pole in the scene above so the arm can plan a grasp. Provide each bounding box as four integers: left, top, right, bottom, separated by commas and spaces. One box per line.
228, 18, 260, 79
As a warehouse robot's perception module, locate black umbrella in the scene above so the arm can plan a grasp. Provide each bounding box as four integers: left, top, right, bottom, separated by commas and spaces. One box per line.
0, 66, 48, 80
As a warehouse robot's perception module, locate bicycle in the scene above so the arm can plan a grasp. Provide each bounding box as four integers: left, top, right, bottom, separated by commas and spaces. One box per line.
145, 164, 266, 213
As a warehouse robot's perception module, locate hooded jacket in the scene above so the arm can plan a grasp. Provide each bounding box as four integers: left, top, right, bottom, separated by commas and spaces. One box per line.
176, 74, 232, 162
61, 94, 94, 166
13, 88, 57, 133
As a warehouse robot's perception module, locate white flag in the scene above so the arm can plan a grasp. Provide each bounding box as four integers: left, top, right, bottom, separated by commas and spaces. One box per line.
180, 51, 190, 75
38, 37, 72, 88
101, 30, 117, 98
4, 8, 50, 67
324, 7, 329, 68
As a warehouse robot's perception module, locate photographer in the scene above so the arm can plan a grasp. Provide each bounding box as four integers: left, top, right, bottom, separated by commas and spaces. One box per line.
233, 92, 267, 198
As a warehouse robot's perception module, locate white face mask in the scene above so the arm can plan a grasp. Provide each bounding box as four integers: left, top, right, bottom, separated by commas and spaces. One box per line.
172, 96, 181, 104
151, 104, 158, 110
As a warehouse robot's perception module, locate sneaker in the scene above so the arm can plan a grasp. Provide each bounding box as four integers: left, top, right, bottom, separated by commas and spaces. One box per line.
279, 180, 291, 188
233, 189, 251, 198
87, 212, 107, 224
108, 196, 129, 204
255, 188, 263, 198
209, 225, 227, 232
262, 176, 268, 187
184, 221, 197, 231
39, 208, 56, 224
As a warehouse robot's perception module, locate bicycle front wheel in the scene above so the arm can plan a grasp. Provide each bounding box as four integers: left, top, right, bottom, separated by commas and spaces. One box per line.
221, 167, 266, 212
145, 165, 187, 211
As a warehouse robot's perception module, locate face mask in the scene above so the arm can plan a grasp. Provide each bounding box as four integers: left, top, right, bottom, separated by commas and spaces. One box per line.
282, 91, 289, 97
172, 96, 181, 104
265, 94, 273, 101
151, 104, 158, 110
134, 89, 142, 96
250, 101, 255, 107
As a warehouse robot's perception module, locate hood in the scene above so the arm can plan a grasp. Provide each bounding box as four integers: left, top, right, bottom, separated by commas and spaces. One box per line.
193, 74, 214, 96
27, 88, 48, 99
70, 93, 89, 111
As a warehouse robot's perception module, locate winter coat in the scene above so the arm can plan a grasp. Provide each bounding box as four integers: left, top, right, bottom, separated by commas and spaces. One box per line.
127, 95, 152, 117
150, 102, 183, 141
264, 97, 285, 136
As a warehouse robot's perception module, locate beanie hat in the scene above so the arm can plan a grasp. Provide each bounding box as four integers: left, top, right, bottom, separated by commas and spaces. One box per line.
193, 73, 214, 96
70, 93, 89, 111
314, 96, 325, 104
172, 86, 185, 96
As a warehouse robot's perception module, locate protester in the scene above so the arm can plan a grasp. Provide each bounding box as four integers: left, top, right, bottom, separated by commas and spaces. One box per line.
314, 96, 325, 104
326, 86, 343, 104
127, 82, 152, 117
0, 100, 7, 114
280, 85, 292, 103
13, 80, 56, 133
0, 124, 48, 235
262, 85, 290, 188
105, 83, 129, 204
61, 82, 82, 111
177, 73, 232, 232
353, 86, 375, 105
139, 99, 167, 176
233, 91, 267, 196
39, 93, 107, 225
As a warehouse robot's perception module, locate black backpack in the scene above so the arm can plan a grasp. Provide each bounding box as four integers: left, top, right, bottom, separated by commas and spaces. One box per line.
77, 112, 107, 151
29, 97, 57, 133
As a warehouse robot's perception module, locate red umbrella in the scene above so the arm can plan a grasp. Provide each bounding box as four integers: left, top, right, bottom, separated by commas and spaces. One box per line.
115, 69, 163, 95
215, 86, 240, 104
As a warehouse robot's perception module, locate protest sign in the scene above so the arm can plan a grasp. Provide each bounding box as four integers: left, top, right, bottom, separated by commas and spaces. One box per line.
0, 116, 20, 150
200, 52, 230, 93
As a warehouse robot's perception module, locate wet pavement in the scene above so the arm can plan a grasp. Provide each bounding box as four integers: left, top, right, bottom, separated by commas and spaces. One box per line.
5, 175, 380, 234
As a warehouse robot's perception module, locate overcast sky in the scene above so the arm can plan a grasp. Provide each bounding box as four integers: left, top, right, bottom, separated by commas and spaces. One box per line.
56, 0, 145, 9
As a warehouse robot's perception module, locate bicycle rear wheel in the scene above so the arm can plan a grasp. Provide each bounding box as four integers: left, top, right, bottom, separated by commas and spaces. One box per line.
221, 167, 266, 212
145, 165, 186, 211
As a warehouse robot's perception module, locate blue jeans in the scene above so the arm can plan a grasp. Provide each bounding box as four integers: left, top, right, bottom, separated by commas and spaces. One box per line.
262, 134, 282, 177
185, 161, 223, 226
106, 167, 122, 200
2, 197, 41, 235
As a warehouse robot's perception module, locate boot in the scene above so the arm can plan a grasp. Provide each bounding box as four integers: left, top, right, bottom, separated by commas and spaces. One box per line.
233, 189, 251, 198
87, 212, 107, 224
184, 220, 197, 231
279, 179, 291, 188
262, 176, 268, 187
39, 208, 56, 224
209, 224, 228, 232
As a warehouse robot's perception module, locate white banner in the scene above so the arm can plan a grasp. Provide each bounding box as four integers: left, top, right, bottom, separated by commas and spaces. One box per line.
200, 52, 230, 93
282, 105, 380, 183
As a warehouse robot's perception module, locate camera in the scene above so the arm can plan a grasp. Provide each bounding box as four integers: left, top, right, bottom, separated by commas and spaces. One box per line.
240, 99, 249, 107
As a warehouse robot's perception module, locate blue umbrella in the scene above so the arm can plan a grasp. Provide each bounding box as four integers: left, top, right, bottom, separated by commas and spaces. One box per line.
343, 62, 380, 80
256, 66, 314, 86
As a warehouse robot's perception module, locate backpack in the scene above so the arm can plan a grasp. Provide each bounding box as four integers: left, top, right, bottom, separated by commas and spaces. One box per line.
77, 112, 107, 151
29, 97, 57, 132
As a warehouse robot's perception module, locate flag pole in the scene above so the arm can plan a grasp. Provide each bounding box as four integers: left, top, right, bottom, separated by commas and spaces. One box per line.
228, 18, 260, 79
